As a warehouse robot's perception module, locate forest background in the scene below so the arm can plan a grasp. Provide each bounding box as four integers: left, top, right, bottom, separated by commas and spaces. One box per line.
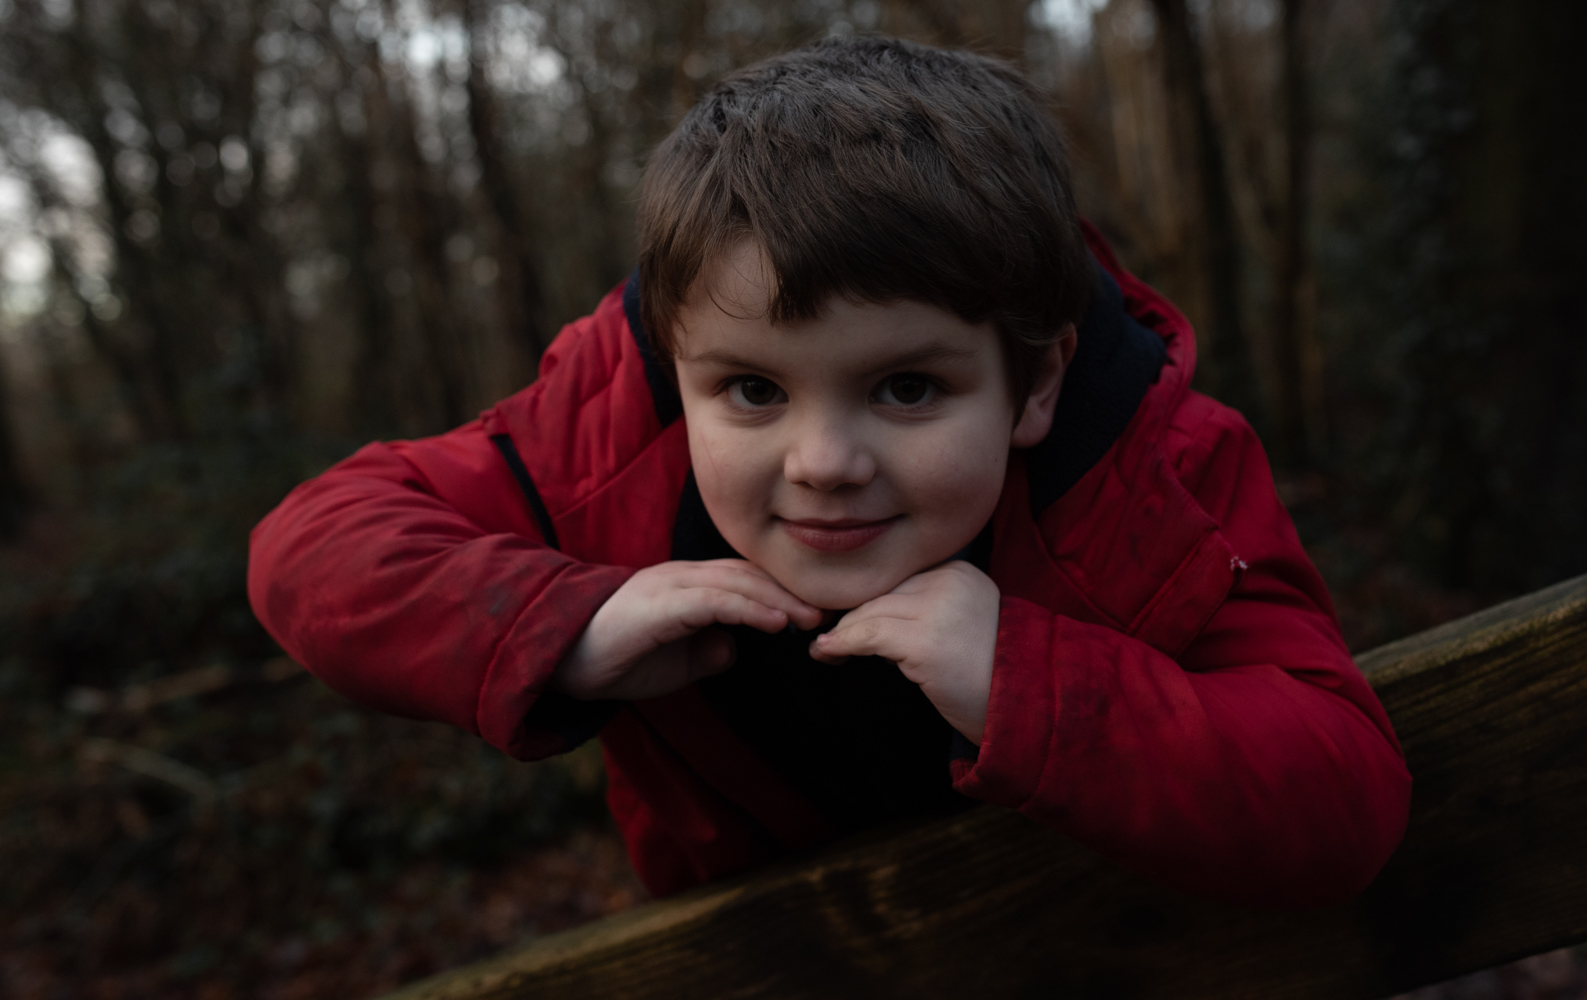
0, 0, 1583, 997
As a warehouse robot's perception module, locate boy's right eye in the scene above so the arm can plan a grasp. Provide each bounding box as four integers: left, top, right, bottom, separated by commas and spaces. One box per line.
728, 377, 786, 408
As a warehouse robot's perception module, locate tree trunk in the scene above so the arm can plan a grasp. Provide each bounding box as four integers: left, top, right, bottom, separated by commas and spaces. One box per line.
1269, 0, 1317, 467
66, 17, 190, 439
369, 10, 472, 429
886, 0, 1031, 62
18, 162, 163, 441
0, 343, 30, 542
463, 0, 547, 374
1374, 0, 1587, 591
1147, 0, 1256, 419
341, 41, 403, 438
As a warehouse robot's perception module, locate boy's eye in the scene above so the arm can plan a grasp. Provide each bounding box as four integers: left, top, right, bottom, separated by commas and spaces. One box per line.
729, 377, 786, 407
875, 373, 936, 407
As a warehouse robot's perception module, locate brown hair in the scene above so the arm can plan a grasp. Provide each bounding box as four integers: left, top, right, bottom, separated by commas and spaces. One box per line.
636, 35, 1091, 404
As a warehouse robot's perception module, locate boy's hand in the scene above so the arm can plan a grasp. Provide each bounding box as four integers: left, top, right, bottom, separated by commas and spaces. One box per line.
557, 559, 822, 701
809, 561, 999, 745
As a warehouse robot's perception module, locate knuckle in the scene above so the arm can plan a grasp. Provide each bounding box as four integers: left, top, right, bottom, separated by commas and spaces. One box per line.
709, 590, 744, 613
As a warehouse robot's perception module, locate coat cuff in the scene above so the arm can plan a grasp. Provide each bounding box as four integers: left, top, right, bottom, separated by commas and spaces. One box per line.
520, 690, 626, 756
950, 596, 1057, 808
478, 561, 634, 759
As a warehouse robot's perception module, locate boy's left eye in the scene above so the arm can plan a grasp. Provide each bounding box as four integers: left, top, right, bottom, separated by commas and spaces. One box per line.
874, 373, 936, 407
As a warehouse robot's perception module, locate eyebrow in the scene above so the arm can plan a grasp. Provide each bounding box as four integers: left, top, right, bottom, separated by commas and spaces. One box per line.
680, 349, 782, 376
680, 343, 979, 378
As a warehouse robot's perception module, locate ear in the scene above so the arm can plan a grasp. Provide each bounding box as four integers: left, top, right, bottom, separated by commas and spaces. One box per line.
1010, 324, 1078, 449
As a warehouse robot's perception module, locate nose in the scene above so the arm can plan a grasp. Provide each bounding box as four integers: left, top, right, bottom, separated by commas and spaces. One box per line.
783, 411, 876, 491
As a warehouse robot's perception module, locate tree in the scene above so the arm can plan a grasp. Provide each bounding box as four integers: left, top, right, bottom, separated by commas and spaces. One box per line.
0, 345, 29, 541
1361, 0, 1587, 591
1146, 0, 1255, 418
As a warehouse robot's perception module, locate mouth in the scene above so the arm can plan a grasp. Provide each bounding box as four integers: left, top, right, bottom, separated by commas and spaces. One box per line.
776, 515, 900, 553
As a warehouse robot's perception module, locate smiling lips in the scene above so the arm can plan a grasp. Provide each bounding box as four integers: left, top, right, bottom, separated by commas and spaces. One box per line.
778, 516, 900, 552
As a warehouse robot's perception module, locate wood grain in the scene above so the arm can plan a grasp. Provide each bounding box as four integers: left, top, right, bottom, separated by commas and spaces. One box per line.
384, 573, 1587, 1000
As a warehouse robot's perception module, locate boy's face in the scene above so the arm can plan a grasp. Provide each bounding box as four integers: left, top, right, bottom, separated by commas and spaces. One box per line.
673, 244, 1046, 610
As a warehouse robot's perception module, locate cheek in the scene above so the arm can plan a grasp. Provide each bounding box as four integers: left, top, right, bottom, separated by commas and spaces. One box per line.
895, 413, 1012, 511
687, 421, 777, 525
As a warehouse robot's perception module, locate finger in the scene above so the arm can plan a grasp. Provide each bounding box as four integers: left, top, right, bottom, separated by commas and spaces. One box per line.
825, 593, 920, 635
693, 558, 781, 580
806, 639, 849, 665
667, 589, 802, 637
684, 559, 791, 589
681, 565, 822, 630
685, 628, 736, 679
814, 614, 907, 663
696, 563, 823, 627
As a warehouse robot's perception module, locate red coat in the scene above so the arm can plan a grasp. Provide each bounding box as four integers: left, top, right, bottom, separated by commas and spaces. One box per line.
248, 227, 1410, 907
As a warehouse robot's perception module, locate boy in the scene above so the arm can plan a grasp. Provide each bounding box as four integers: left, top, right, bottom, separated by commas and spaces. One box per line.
249, 37, 1410, 907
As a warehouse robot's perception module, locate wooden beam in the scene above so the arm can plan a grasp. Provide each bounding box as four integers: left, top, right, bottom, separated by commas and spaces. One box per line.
384, 574, 1587, 1000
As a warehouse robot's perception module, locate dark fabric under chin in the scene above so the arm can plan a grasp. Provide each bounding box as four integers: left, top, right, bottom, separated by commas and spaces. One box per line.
672, 471, 979, 834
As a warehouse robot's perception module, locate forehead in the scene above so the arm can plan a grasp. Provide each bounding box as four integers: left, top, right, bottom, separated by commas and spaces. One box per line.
675, 242, 997, 371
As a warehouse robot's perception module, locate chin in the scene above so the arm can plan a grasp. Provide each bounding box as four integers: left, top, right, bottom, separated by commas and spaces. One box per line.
776, 566, 909, 612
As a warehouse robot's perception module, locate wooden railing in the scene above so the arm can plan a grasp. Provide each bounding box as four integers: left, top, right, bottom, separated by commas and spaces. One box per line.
384, 573, 1587, 1000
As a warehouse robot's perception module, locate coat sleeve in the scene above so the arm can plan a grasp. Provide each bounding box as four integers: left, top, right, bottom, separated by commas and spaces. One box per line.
246, 420, 633, 760
952, 408, 1412, 908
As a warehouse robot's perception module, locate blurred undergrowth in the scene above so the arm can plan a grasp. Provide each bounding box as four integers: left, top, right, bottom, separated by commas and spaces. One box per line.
8, 438, 333, 689
0, 439, 640, 997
